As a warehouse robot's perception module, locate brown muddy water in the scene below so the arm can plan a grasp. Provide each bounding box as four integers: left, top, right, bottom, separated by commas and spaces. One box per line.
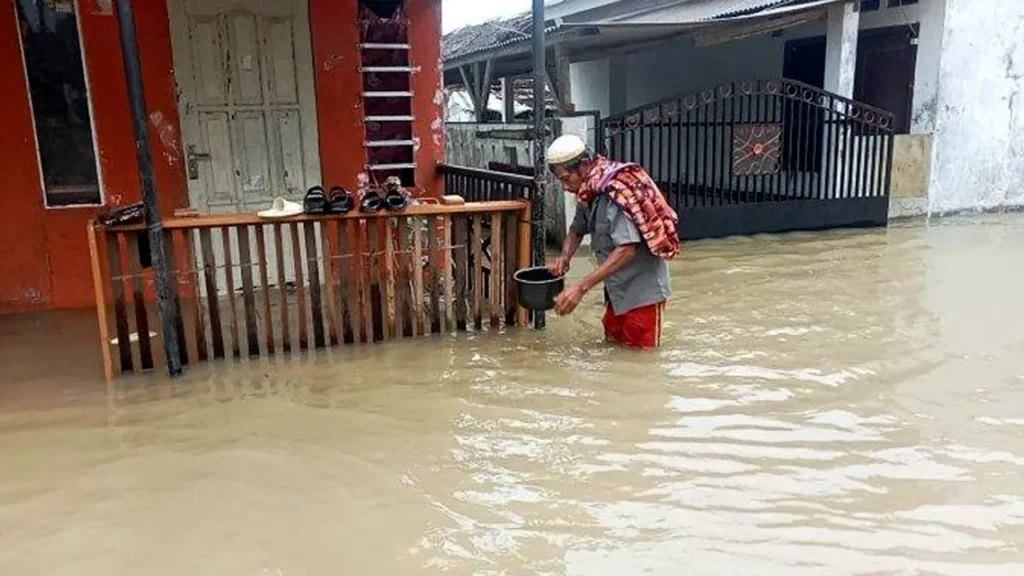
2, 213, 1024, 575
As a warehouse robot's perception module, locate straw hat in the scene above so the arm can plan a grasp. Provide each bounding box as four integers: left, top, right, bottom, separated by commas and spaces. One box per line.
547, 134, 587, 166
257, 197, 303, 219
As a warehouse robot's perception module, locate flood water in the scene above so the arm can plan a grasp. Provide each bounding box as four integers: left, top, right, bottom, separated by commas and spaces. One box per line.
3, 213, 1024, 575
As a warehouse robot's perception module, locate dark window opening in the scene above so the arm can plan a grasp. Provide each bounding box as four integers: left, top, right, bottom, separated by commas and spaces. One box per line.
889, 0, 918, 6
360, 0, 415, 187
860, 0, 881, 11
17, 0, 100, 207
783, 27, 917, 135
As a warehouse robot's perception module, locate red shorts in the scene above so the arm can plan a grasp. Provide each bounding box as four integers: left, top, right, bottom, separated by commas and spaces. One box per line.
603, 301, 666, 349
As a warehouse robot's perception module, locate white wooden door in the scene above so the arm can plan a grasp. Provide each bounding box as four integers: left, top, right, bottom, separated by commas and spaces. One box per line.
169, 0, 320, 294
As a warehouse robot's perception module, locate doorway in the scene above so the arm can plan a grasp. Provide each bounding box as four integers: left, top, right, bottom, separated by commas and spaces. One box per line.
168, 0, 321, 214
854, 26, 918, 134
168, 0, 322, 293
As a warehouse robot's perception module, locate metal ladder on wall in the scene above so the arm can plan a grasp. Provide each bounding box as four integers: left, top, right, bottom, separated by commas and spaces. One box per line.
359, 8, 417, 185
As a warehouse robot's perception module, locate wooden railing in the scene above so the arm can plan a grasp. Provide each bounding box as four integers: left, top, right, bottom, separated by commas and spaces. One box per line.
88, 201, 532, 379
438, 164, 536, 202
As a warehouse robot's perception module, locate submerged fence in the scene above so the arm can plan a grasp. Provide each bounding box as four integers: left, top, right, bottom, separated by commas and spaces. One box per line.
89, 201, 532, 380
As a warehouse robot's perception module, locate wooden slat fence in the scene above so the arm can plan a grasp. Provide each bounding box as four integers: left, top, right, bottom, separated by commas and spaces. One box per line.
88, 201, 532, 380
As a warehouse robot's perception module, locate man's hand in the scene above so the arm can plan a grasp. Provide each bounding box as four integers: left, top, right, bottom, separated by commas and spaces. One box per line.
554, 284, 588, 316
548, 256, 571, 277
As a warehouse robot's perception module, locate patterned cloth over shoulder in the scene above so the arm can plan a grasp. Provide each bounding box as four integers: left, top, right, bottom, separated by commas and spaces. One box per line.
577, 156, 680, 260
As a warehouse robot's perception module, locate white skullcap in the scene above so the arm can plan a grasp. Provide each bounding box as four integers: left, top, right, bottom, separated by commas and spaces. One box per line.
546, 134, 587, 166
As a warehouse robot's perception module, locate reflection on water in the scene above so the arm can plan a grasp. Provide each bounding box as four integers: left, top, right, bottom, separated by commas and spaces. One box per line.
3, 213, 1024, 575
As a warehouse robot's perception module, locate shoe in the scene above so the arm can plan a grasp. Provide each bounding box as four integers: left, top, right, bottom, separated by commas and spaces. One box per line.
360, 191, 384, 213
384, 189, 408, 212
303, 186, 327, 213
327, 186, 354, 214
258, 197, 304, 219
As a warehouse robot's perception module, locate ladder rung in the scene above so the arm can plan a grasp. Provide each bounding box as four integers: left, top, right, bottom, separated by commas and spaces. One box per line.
365, 115, 414, 122
363, 91, 413, 98
361, 66, 415, 73
365, 140, 416, 147
369, 163, 416, 170
360, 43, 410, 50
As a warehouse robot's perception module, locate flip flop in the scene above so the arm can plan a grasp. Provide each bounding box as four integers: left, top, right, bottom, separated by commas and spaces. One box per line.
360, 191, 384, 213
258, 197, 304, 219
328, 186, 354, 214
303, 186, 327, 213
384, 188, 408, 212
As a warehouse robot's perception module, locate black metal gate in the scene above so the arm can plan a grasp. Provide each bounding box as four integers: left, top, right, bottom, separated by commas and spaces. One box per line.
601, 79, 895, 240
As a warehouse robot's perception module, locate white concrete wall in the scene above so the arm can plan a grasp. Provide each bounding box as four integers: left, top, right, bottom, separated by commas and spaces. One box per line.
927, 0, 1024, 213
569, 58, 611, 117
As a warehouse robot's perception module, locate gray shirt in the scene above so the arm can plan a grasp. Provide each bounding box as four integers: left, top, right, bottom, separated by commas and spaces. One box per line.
571, 194, 672, 315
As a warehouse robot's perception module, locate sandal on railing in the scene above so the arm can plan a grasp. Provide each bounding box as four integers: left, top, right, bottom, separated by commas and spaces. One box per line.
360, 191, 384, 213
384, 189, 408, 212
303, 186, 327, 214
328, 186, 354, 214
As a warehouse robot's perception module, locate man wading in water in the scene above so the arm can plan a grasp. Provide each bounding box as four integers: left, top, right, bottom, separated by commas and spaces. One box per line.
546, 135, 680, 349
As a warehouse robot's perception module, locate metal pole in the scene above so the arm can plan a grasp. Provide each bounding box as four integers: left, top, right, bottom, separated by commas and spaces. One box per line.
531, 0, 547, 330
115, 0, 183, 376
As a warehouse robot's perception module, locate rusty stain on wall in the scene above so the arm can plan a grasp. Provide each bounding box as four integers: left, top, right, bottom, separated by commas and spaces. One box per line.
891, 134, 932, 199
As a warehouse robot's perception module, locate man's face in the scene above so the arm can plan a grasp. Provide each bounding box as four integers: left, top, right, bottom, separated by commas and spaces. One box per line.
551, 159, 589, 194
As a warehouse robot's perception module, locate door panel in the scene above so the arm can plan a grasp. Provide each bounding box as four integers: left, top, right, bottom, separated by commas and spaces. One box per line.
201, 112, 236, 204
273, 110, 305, 192
191, 18, 228, 106
266, 19, 299, 104
230, 12, 263, 105
235, 110, 272, 199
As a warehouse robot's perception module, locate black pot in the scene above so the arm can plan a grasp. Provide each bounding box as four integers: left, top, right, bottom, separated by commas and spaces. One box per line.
513, 266, 566, 312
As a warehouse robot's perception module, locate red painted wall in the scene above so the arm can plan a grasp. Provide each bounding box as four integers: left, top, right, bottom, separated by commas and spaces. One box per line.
310, 0, 368, 192
409, 0, 445, 197
0, 0, 187, 312
0, 0, 50, 312
1, 0, 443, 313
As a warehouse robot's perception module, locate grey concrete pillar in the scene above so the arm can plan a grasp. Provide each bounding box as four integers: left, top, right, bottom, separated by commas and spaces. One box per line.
824, 1, 859, 98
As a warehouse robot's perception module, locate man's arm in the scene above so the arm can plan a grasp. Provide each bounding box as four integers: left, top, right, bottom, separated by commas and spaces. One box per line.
554, 244, 636, 316
550, 204, 589, 276
578, 243, 636, 293
549, 228, 584, 275
553, 200, 641, 316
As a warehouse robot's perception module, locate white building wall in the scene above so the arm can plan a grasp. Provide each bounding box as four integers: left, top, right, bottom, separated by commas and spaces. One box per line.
577, 1, 931, 118
562, 0, 1024, 215
569, 58, 611, 117
928, 0, 1024, 213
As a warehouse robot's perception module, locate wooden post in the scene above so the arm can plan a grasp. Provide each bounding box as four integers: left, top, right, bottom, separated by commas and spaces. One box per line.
88, 222, 115, 381
516, 203, 532, 327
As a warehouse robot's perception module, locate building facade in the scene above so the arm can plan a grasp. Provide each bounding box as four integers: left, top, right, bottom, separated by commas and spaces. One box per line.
0, 0, 445, 313
445, 0, 1024, 224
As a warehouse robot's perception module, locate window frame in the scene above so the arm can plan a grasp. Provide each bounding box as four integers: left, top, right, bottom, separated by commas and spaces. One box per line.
15, 0, 106, 210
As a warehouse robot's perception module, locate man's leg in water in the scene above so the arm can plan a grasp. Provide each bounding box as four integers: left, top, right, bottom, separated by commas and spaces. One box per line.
602, 301, 664, 349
